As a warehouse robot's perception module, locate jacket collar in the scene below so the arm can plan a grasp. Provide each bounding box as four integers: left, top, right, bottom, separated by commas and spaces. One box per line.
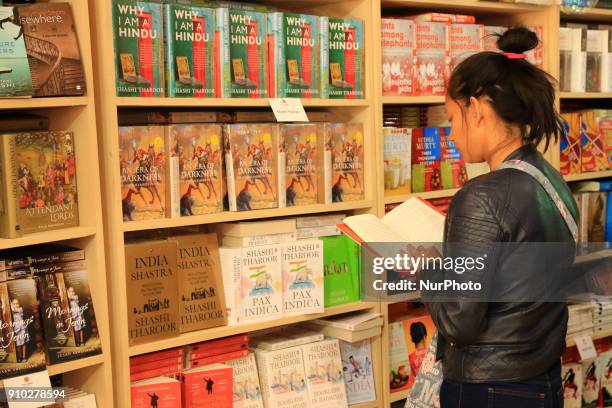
503, 143, 538, 163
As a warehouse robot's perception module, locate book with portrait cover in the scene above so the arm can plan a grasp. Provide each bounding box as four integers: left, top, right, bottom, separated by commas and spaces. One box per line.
170, 124, 223, 216
411, 127, 441, 193
164, 4, 215, 97
281, 239, 324, 316
562, 363, 582, 408
223, 123, 279, 211
440, 127, 467, 189
580, 110, 608, 172
401, 312, 435, 390
182, 363, 233, 408
328, 123, 365, 202
113, 0, 165, 97
0, 6, 32, 97
414, 22, 449, 96
167, 233, 227, 333
18, 2, 86, 97
339, 339, 376, 405
0, 277, 46, 379
37, 259, 102, 364
560, 113, 581, 175
301, 339, 348, 407
224, 353, 264, 408
327, 18, 364, 99
119, 126, 167, 221
383, 127, 412, 196
389, 321, 410, 393
381, 18, 415, 97
449, 23, 483, 73
124, 240, 180, 346
131, 377, 182, 408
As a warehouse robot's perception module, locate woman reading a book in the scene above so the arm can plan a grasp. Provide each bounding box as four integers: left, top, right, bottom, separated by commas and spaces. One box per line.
421, 27, 585, 407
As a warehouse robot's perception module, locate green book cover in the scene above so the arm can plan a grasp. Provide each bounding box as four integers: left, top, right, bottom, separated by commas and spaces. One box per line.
320, 234, 360, 307
0, 6, 32, 97
113, 0, 165, 97
217, 8, 267, 98
327, 18, 364, 99
319, 16, 329, 99
164, 4, 215, 97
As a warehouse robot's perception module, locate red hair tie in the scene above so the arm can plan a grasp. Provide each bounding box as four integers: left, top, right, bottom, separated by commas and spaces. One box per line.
501, 51, 527, 59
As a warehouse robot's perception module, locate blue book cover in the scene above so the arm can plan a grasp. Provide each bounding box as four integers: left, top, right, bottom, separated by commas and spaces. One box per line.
0, 6, 32, 97
606, 191, 612, 243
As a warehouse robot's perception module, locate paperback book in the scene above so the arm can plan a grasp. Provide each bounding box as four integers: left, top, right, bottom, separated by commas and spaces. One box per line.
0, 6, 32, 97
254, 346, 309, 408
562, 363, 582, 408
580, 111, 607, 172
131, 377, 182, 408
327, 18, 364, 99
339, 339, 376, 405
219, 246, 241, 325
389, 321, 411, 392
597, 350, 612, 407
414, 22, 449, 96
560, 113, 581, 175
183, 363, 233, 407
113, 0, 165, 97
281, 239, 324, 316
383, 127, 412, 196
301, 339, 348, 407
329, 123, 365, 202
449, 23, 483, 73
411, 127, 442, 193
224, 353, 264, 408
586, 29, 609, 92
381, 18, 415, 97
321, 234, 361, 308
582, 358, 600, 408
440, 127, 467, 189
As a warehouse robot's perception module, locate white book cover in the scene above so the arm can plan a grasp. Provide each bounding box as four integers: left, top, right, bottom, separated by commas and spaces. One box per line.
220, 247, 242, 325
586, 30, 608, 92
582, 358, 600, 408
254, 328, 324, 351
240, 244, 283, 323
221, 232, 297, 248
225, 353, 264, 408
339, 339, 376, 405
559, 27, 573, 92
563, 362, 583, 408
255, 346, 309, 408
301, 339, 349, 407
389, 321, 411, 392
570, 27, 587, 92
281, 239, 324, 316
63, 393, 98, 408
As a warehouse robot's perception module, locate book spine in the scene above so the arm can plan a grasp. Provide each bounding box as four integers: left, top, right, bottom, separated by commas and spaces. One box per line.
130, 348, 184, 366
0, 135, 20, 238
324, 124, 332, 204
130, 357, 183, 374
222, 232, 297, 247
220, 247, 242, 325
571, 28, 587, 92
320, 16, 329, 99
268, 12, 282, 98
296, 215, 345, 229
278, 129, 287, 208
130, 365, 182, 382
187, 349, 249, 368
224, 131, 238, 212
164, 5, 175, 97
216, 8, 230, 98
188, 341, 248, 361
187, 333, 249, 352
296, 225, 341, 240
166, 126, 180, 218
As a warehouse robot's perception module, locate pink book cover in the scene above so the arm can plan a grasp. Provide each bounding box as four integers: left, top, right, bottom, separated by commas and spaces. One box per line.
483, 26, 507, 52
183, 363, 233, 408
414, 22, 450, 95
381, 18, 416, 96
526, 25, 544, 69
449, 23, 484, 73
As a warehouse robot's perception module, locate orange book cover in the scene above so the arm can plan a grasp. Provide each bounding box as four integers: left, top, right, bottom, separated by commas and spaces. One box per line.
580, 111, 608, 172
131, 378, 182, 408
401, 312, 435, 389
183, 363, 233, 408
328, 123, 365, 203
561, 113, 581, 175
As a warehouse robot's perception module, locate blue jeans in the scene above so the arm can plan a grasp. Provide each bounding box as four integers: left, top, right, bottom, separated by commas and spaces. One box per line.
440, 361, 563, 408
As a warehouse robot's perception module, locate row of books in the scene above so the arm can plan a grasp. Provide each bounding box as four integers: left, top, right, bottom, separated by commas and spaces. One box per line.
113, 0, 364, 99
383, 126, 467, 196
559, 23, 611, 93
120, 121, 365, 222
381, 12, 543, 96
570, 180, 612, 247
41, 387, 98, 408
0, 244, 102, 381
130, 329, 376, 408
383, 105, 450, 129
560, 109, 611, 176
567, 297, 612, 343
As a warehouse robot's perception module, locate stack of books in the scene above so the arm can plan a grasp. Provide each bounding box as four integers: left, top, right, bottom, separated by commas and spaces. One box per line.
591, 295, 612, 335
561, 109, 611, 176
567, 303, 594, 340
302, 311, 383, 342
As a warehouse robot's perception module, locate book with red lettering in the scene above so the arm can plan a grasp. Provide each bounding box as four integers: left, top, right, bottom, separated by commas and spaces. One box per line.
186, 349, 249, 368
131, 377, 181, 408
130, 357, 184, 374
483, 26, 506, 52
405, 13, 475, 23
411, 128, 441, 193
414, 22, 449, 95
130, 348, 184, 367
440, 127, 467, 189
526, 26, 544, 69
381, 18, 416, 96
183, 363, 233, 408
449, 23, 483, 72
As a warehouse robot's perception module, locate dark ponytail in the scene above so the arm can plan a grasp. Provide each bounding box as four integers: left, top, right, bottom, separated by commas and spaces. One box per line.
447, 26, 563, 152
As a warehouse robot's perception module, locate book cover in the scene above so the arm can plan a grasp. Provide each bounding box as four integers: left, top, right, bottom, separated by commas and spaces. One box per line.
449, 23, 483, 73
131, 348, 183, 367
168, 233, 227, 333
586, 29, 608, 92
0, 6, 32, 97
321, 234, 360, 308
406, 13, 475, 23
224, 353, 264, 408
113, 0, 165, 97
223, 123, 279, 211
37, 260, 102, 364
221, 232, 297, 248
124, 240, 180, 345
302, 339, 348, 407
562, 362, 582, 408
183, 363, 233, 408
595, 110, 612, 169
414, 22, 449, 96
559, 27, 573, 92
339, 339, 376, 405
582, 358, 600, 408
254, 346, 309, 408
0, 278, 46, 379
19, 3, 85, 97
483, 26, 506, 52
219, 246, 241, 325
131, 356, 183, 374
170, 124, 223, 216
187, 349, 248, 368
440, 127, 467, 189
571, 27, 587, 92
252, 328, 324, 351
327, 18, 364, 99
401, 312, 435, 390
525, 25, 544, 69
597, 350, 612, 406
239, 244, 283, 323
281, 239, 324, 316
216, 8, 267, 98
580, 111, 608, 172
411, 127, 442, 192
329, 123, 365, 202
119, 126, 167, 221
383, 127, 411, 196
11, 131, 79, 234
5, 243, 84, 269
164, 4, 215, 97
131, 377, 182, 408
587, 192, 607, 242
560, 113, 581, 175
381, 18, 415, 97
389, 321, 410, 393
280, 123, 322, 207
319, 16, 329, 99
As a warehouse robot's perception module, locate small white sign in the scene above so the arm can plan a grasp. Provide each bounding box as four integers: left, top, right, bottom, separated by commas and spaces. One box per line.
4, 370, 52, 408
573, 333, 598, 361
268, 98, 309, 122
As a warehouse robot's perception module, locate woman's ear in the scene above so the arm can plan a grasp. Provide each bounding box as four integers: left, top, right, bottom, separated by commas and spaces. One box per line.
468, 96, 484, 125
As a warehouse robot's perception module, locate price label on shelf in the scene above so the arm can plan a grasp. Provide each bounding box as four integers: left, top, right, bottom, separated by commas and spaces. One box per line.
268, 98, 309, 122
573, 333, 597, 361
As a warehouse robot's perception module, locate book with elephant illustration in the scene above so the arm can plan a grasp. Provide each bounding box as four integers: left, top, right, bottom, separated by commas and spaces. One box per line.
224, 353, 264, 408
281, 239, 324, 316
301, 339, 348, 407
328, 123, 365, 203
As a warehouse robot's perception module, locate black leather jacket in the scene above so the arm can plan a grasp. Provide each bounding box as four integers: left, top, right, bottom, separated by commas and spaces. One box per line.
423, 144, 579, 383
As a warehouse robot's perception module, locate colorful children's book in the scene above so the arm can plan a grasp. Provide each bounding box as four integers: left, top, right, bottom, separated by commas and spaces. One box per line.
224, 353, 264, 408
281, 239, 324, 316
449, 23, 483, 72
320, 234, 360, 308
383, 127, 412, 196
414, 22, 449, 96
411, 127, 442, 192
381, 18, 415, 96
0, 6, 32, 97
580, 110, 608, 172
560, 113, 581, 175
302, 339, 349, 407
328, 123, 365, 202
339, 339, 376, 405
182, 363, 233, 408
483, 26, 506, 53
440, 127, 467, 189
327, 18, 364, 99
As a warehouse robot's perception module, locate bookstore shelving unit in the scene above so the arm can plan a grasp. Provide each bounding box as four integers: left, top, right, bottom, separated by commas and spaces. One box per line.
0, 0, 114, 405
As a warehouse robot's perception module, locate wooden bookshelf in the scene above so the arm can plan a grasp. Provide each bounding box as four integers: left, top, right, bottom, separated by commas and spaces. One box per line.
389, 389, 409, 403
561, 6, 612, 22
566, 328, 612, 347
564, 170, 612, 182
384, 189, 460, 205
382, 95, 445, 105
116, 96, 370, 108
560, 92, 612, 99
0, 96, 91, 110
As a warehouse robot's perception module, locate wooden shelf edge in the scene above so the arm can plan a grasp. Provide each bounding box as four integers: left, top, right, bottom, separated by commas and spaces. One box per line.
382, 95, 444, 105
123, 201, 374, 232
561, 7, 612, 22
567, 328, 612, 347
559, 92, 612, 99
385, 189, 459, 204
349, 401, 379, 408
115, 97, 369, 108
564, 170, 612, 182
0, 226, 97, 250
389, 388, 409, 403
381, 0, 543, 13
0, 96, 90, 110
128, 301, 378, 357
47, 353, 105, 376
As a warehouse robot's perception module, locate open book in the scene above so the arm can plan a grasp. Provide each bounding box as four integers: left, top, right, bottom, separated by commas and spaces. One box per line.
338, 197, 445, 243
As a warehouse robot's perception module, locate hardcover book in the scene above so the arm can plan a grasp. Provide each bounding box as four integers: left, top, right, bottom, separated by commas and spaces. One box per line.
339, 339, 376, 405
224, 353, 264, 408
0, 6, 32, 97
119, 126, 167, 221
170, 124, 223, 216
414, 22, 449, 96
381, 18, 415, 97
37, 260, 102, 364
281, 239, 324, 316
329, 123, 365, 202
302, 339, 349, 407
164, 4, 215, 97
254, 346, 309, 408
113, 0, 165, 97
239, 244, 283, 324
182, 363, 233, 408
168, 233, 226, 333
440, 127, 467, 189
124, 240, 180, 345
327, 18, 364, 99
223, 123, 279, 211
411, 127, 442, 193
321, 234, 360, 308
580, 111, 607, 172
19, 2, 86, 97
449, 23, 483, 73
131, 377, 182, 408
216, 8, 267, 98
383, 127, 412, 196
0, 278, 46, 379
